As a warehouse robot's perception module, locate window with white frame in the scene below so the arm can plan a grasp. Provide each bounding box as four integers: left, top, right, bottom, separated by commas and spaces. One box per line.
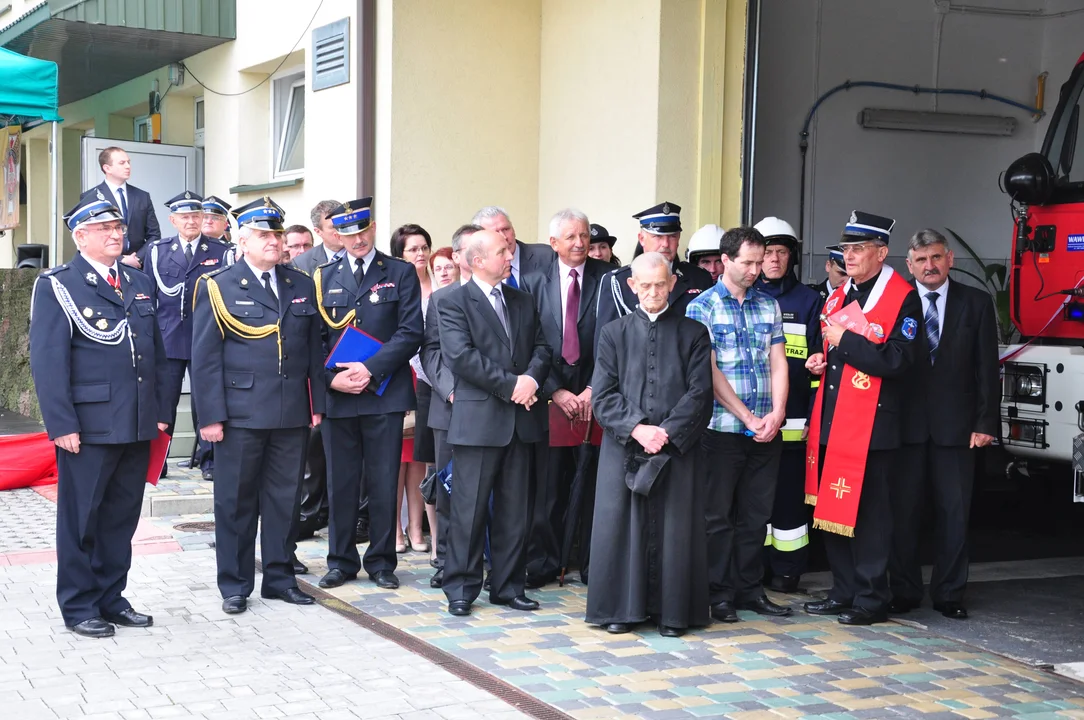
271, 70, 305, 178
194, 96, 205, 147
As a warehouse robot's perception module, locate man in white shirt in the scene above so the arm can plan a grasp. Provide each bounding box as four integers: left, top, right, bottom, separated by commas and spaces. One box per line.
521, 209, 611, 588
87, 147, 160, 268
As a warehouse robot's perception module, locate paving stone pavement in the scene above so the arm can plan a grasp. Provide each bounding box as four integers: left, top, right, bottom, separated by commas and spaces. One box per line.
0, 487, 58, 552
0, 548, 532, 720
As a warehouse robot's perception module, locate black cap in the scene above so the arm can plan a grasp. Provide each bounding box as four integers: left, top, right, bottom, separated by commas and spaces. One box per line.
589, 223, 616, 246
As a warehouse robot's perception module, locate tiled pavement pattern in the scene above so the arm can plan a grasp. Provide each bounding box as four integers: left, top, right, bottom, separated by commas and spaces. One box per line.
6, 476, 1084, 719
289, 540, 1084, 720
0, 487, 58, 552
0, 550, 531, 720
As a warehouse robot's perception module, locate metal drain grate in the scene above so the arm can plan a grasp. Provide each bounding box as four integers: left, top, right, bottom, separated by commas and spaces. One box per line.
173, 521, 215, 532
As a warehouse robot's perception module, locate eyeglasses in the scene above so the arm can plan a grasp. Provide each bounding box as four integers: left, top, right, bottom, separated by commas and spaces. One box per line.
840, 243, 876, 256
85, 223, 127, 236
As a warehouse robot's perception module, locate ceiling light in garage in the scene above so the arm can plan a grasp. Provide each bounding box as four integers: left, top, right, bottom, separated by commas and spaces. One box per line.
858, 108, 1017, 137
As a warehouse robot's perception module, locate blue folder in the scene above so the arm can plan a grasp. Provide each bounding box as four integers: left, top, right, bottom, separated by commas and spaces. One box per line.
325, 325, 392, 396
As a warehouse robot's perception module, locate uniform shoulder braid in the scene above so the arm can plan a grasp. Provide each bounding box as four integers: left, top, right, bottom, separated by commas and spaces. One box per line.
41, 263, 70, 277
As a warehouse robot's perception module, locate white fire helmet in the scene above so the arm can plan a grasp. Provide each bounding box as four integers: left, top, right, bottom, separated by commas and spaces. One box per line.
685, 224, 725, 260
750, 216, 802, 250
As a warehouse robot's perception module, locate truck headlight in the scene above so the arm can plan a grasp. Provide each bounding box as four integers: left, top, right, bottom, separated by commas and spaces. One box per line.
1004, 362, 1046, 405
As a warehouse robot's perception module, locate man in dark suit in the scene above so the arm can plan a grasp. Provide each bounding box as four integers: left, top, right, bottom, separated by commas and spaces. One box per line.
595, 202, 712, 340
314, 198, 423, 591
438, 229, 552, 616
293, 199, 346, 275
890, 229, 999, 620
142, 192, 232, 481
30, 192, 171, 638
88, 147, 160, 268
472, 206, 555, 288
191, 197, 326, 615
521, 208, 610, 588
421, 223, 482, 589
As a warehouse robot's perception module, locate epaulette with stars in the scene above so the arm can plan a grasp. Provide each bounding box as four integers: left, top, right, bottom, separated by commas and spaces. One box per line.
42, 263, 70, 277
281, 263, 310, 278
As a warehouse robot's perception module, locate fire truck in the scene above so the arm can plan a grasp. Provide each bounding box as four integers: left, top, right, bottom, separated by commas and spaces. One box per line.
1001, 53, 1084, 500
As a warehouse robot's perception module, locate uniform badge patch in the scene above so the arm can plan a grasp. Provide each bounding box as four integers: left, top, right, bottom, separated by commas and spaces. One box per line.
869, 322, 885, 340
825, 297, 839, 314
95, 319, 108, 330
291, 297, 308, 303
82, 307, 94, 318
201, 259, 219, 266
901, 317, 918, 340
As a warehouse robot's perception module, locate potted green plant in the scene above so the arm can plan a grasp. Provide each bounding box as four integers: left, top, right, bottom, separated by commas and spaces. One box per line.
945, 228, 1016, 344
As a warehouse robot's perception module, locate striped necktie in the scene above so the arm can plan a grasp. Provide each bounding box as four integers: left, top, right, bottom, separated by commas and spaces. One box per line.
924, 291, 940, 364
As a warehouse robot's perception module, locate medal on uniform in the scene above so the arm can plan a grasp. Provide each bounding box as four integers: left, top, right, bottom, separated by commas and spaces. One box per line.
95, 319, 108, 330
82, 307, 93, 318
370, 292, 379, 303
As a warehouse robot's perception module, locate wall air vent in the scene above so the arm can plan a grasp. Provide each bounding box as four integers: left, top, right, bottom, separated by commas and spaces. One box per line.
312, 18, 350, 91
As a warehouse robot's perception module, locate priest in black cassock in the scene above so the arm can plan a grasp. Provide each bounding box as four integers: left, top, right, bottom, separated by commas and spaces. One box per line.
587, 252, 714, 637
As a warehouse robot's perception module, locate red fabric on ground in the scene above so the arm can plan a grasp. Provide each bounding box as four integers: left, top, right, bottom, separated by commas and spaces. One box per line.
0, 432, 58, 490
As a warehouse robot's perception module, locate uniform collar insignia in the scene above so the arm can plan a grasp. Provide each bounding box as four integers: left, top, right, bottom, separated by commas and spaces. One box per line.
123, 272, 131, 282
200, 243, 208, 252
172, 243, 178, 251
96, 189, 105, 201
85, 272, 98, 285
241, 278, 249, 286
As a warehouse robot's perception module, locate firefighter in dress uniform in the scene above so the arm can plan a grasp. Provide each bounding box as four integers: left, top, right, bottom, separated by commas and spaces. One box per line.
187, 194, 236, 479
190, 196, 327, 615
802, 211, 924, 626
143, 191, 231, 481
595, 202, 713, 337
30, 192, 171, 638
809, 245, 848, 306
752, 217, 822, 592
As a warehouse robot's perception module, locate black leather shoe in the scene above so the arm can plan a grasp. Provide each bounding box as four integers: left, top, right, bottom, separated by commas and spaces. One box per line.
768, 575, 801, 593
160, 464, 169, 479
67, 618, 115, 638
201, 468, 213, 482
483, 574, 491, 592
291, 555, 308, 575
606, 622, 630, 634
296, 525, 317, 541
222, 596, 247, 614
888, 598, 920, 614
355, 518, 370, 544
934, 601, 969, 620
102, 608, 153, 627
838, 607, 888, 625
493, 595, 540, 611
804, 598, 849, 615
659, 625, 685, 638
261, 587, 315, 605
369, 571, 400, 589
430, 569, 444, 589
710, 601, 739, 623
318, 569, 357, 589
580, 569, 589, 586
525, 573, 554, 589
448, 600, 471, 616
737, 595, 792, 617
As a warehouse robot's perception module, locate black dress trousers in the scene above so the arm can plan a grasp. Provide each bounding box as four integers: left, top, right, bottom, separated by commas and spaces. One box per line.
55, 442, 149, 627
820, 447, 895, 611
213, 425, 308, 598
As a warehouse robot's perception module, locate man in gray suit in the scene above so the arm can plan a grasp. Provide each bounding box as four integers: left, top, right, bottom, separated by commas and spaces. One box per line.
437, 229, 552, 617
293, 199, 345, 274
421, 223, 482, 589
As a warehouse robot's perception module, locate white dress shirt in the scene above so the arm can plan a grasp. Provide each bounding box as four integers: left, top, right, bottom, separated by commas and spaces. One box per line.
83, 255, 121, 284
557, 259, 585, 335
917, 278, 949, 344
508, 244, 522, 287
352, 247, 376, 281
103, 179, 128, 216
245, 257, 279, 297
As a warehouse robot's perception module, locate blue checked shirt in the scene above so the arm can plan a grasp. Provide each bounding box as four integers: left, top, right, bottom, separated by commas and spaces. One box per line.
685, 281, 785, 433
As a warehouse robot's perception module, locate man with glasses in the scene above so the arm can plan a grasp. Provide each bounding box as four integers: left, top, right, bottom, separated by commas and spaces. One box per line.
141, 192, 232, 481
284, 225, 315, 261
30, 192, 171, 637
803, 211, 923, 626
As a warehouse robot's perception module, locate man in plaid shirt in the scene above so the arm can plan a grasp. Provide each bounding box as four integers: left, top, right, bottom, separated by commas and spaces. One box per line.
686, 226, 790, 623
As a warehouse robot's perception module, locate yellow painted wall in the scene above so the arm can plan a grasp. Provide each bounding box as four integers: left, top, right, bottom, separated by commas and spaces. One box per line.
537, 0, 661, 260
382, 0, 542, 248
